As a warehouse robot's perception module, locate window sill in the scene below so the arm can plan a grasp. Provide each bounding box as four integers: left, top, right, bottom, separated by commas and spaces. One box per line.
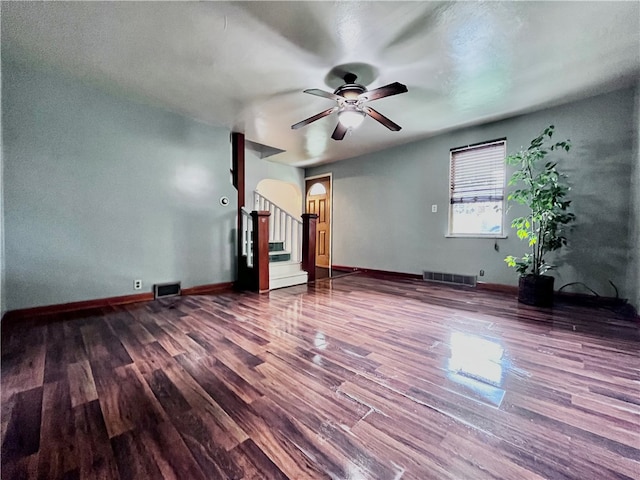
445, 234, 508, 239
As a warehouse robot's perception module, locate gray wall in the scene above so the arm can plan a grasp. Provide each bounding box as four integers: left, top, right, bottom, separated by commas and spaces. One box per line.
1, 58, 4, 316
3, 60, 237, 311
308, 87, 638, 305
245, 150, 305, 211
631, 86, 640, 312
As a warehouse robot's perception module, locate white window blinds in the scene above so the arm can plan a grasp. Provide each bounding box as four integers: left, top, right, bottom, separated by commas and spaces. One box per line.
450, 140, 506, 204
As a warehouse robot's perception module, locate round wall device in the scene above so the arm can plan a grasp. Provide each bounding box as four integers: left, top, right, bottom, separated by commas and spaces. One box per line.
219, 196, 230, 206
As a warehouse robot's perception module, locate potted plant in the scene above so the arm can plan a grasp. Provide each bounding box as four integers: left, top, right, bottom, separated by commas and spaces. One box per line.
504, 125, 575, 307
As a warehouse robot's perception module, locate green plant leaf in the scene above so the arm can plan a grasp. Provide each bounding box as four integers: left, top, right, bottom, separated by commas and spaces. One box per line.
504, 125, 573, 277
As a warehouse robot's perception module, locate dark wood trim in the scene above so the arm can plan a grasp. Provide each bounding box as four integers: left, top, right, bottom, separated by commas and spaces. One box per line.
331, 273, 518, 295
231, 132, 245, 197
235, 256, 253, 292
301, 213, 318, 282
331, 265, 357, 273
232, 132, 246, 283
181, 282, 234, 296
476, 282, 519, 295
251, 210, 270, 293
335, 273, 632, 309
332, 269, 516, 295
2, 281, 237, 324
330, 265, 422, 280
2, 292, 154, 322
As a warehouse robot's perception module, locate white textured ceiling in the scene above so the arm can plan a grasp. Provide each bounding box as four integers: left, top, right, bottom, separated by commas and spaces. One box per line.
3, 1, 639, 167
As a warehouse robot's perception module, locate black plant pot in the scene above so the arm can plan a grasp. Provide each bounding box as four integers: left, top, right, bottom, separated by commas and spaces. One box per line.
518, 275, 555, 307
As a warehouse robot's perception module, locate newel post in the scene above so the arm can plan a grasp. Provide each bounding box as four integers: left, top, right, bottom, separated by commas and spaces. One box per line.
251, 211, 270, 293
231, 132, 245, 277
302, 213, 318, 282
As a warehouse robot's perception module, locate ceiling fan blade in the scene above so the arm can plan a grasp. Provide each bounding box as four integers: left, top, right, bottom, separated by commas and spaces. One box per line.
304, 89, 343, 102
331, 122, 348, 141
291, 106, 338, 130
360, 82, 408, 102
364, 106, 402, 131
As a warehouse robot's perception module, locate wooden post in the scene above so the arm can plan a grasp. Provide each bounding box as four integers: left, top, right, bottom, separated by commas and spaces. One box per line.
302, 213, 318, 282
251, 211, 270, 293
232, 132, 245, 283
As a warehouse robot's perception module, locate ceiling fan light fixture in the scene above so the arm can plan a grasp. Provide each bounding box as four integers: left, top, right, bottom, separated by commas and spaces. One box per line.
338, 109, 365, 129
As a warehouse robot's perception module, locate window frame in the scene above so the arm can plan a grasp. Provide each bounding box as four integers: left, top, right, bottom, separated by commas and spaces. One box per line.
447, 138, 507, 239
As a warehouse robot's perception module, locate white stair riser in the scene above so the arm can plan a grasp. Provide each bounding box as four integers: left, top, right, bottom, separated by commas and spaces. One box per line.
269, 261, 308, 289
270, 272, 308, 290
269, 262, 305, 276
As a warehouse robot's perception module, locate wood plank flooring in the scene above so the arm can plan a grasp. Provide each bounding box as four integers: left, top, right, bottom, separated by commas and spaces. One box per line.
2, 274, 639, 479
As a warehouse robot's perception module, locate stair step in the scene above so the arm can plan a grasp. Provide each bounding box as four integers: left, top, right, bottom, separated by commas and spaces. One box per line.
269, 260, 304, 276
269, 261, 308, 289
269, 251, 291, 262
270, 271, 308, 290
269, 242, 285, 252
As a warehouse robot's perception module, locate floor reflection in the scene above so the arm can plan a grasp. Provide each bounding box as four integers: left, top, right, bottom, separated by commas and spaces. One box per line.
267, 296, 303, 339
447, 331, 507, 407
314, 331, 328, 350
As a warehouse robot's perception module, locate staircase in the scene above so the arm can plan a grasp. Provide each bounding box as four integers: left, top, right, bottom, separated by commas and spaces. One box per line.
269, 241, 308, 289
259, 192, 308, 290
241, 192, 308, 290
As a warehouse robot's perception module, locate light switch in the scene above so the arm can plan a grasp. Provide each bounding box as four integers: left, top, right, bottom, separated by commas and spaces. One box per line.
431, 204, 437, 213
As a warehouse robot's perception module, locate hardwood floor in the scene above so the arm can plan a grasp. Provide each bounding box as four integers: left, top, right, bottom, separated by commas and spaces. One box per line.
2, 274, 639, 479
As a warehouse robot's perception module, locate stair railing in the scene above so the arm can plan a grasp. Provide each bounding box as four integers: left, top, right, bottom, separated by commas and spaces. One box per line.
254, 191, 302, 263
241, 207, 254, 267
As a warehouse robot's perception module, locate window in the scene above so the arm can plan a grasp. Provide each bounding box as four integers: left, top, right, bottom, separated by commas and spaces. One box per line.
308, 182, 327, 196
449, 139, 506, 236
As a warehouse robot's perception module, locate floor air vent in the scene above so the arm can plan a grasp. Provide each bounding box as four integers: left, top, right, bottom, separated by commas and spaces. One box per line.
154, 282, 181, 299
423, 271, 477, 287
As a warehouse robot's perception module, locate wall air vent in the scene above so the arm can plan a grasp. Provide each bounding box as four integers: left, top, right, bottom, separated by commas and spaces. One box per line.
154, 282, 181, 299
422, 271, 476, 287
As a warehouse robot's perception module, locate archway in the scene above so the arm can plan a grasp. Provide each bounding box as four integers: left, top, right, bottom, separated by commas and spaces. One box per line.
255, 179, 302, 216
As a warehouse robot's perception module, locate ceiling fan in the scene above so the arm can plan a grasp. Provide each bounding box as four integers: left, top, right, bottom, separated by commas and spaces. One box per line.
291, 73, 408, 140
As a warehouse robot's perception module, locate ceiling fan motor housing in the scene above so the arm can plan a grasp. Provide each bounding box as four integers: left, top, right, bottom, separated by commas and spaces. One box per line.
334, 74, 366, 101
335, 85, 366, 99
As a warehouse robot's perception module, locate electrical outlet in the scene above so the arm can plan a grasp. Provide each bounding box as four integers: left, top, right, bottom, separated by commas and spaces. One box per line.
479, 270, 485, 277
134, 279, 142, 290
431, 204, 437, 213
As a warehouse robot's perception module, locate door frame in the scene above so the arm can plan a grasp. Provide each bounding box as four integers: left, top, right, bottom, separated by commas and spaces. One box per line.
304, 172, 333, 276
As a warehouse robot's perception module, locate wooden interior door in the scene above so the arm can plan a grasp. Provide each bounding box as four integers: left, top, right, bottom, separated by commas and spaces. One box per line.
305, 177, 330, 268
